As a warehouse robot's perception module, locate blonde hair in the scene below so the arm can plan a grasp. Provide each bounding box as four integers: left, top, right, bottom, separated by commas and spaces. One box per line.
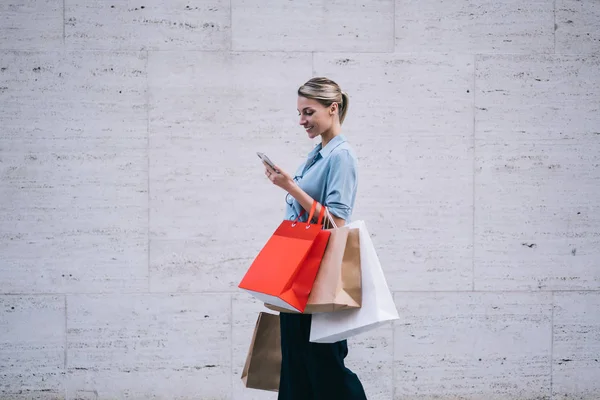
298, 77, 349, 125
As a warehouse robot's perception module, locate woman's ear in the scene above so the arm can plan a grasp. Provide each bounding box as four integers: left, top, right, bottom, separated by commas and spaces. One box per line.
330, 102, 338, 116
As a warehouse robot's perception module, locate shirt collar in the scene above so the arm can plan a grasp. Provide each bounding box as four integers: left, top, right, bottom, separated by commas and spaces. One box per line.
308, 134, 347, 160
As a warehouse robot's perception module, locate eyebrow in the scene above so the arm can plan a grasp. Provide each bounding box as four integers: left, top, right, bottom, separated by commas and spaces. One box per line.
297, 107, 314, 112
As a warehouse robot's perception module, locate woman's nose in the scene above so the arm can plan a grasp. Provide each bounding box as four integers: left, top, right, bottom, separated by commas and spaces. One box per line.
299, 116, 306, 125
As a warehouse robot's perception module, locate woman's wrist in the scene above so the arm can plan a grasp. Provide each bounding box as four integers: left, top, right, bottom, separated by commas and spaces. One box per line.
284, 179, 298, 196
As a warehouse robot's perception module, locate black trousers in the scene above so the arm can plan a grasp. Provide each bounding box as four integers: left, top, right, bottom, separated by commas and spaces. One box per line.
278, 313, 367, 400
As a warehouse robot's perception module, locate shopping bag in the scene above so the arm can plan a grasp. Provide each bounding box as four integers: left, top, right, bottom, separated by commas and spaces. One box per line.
241, 312, 281, 392
309, 220, 399, 343
239, 201, 331, 313
265, 221, 361, 314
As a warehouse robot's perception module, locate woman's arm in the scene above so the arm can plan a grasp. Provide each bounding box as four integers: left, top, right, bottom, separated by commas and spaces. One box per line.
263, 162, 346, 227
286, 183, 346, 227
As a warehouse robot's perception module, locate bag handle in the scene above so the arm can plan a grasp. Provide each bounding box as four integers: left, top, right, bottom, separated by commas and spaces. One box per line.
293, 200, 326, 226
324, 207, 338, 229
308, 200, 318, 224
316, 203, 326, 225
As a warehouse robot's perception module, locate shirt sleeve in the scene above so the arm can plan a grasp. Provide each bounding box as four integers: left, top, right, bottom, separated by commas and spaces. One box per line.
324, 150, 358, 221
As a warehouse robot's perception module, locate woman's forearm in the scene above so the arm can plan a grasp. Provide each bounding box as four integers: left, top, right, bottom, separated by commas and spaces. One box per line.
285, 182, 346, 227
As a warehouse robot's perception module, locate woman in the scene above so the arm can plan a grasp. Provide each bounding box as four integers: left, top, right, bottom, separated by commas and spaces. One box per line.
262, 77, 367, 400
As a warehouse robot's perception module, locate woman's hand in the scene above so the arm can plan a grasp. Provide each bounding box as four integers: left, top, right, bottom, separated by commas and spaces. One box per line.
264, 163, 345, 226
263, 162, 294, 192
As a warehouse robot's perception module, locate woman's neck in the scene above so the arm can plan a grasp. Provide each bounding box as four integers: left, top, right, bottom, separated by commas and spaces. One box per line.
320, 122, 341, 148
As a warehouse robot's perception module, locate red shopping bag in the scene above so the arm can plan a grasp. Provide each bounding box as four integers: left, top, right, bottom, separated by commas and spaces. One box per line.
239, 201, 331, 313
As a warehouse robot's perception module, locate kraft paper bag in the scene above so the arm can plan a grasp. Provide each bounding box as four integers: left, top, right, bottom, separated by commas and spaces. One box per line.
309, 220, 399, 343
265, 225, 362, 314
241, 312, 281, 392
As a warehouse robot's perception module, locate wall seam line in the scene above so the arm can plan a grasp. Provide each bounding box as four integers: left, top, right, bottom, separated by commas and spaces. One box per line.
553, 0, 557, 54
392, 302, 396, 400
2, 289, 600, 296
472, 53, 477, 291
393, 0, 396, 51
550, 291, 555, 398
145, 49, 151, 293
230, 294, 234, 398
64, 295, 68, 399
62, 0, 66, 45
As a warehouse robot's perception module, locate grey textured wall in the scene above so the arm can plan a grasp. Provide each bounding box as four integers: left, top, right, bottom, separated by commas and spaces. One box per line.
1, 0, 599, 399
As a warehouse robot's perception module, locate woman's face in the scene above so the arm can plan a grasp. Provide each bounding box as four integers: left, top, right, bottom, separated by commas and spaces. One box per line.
297, 96, 337, 139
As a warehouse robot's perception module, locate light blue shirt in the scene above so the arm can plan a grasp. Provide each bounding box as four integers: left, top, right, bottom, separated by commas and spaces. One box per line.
284, 134, 358, 223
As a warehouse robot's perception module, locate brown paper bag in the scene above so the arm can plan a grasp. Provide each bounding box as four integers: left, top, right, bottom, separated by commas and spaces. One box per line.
265, 225, 361, 314
241, 312, 281, 392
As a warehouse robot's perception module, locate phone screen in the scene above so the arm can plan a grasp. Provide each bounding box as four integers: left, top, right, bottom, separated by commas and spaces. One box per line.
257, 152, 278, 171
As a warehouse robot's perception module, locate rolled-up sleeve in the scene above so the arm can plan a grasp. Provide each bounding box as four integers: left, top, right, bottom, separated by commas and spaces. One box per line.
324, 150, 358, 221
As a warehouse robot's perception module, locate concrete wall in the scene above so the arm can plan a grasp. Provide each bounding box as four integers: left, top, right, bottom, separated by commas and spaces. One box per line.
1, 0, 599, 399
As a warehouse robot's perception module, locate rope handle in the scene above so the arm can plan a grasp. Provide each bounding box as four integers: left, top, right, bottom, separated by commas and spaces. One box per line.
324, 207, 338, 229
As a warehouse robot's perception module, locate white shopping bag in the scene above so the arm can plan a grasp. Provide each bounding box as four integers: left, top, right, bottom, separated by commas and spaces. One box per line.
309, 220, 399, 343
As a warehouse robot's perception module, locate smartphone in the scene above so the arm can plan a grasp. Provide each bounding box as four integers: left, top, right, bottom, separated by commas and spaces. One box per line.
257, 152, 279, 172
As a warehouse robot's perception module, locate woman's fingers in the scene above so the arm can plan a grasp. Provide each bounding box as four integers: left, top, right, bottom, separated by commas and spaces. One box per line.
262, 161, 277, 174
273, 165, 292, 180
264, 167, 276, 183
263, 163, 292, 188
